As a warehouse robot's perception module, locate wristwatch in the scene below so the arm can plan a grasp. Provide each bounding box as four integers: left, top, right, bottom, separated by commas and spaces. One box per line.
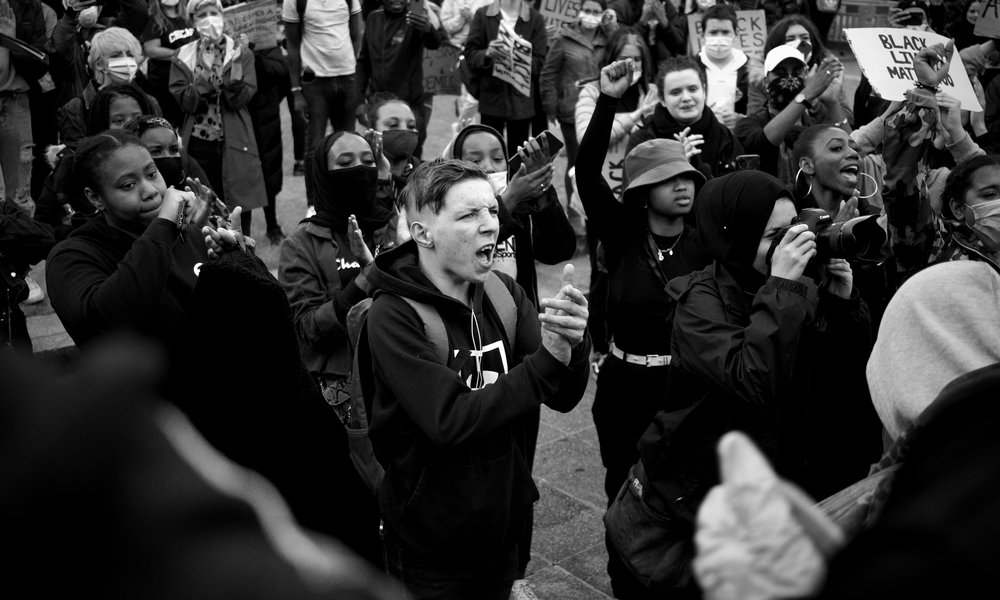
794, 93, 813, 110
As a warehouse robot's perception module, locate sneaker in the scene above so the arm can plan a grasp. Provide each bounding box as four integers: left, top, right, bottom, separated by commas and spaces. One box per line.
305, 205, 316, 219
293, 160, 306, 176
266, 226, 286, 245
510, 579, 539, 600
23, 275, 44, 304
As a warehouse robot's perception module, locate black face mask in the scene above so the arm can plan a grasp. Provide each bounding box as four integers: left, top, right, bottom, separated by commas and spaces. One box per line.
154, 156, 185, 188
382, 129, 419, 162
767, 74, 806, 111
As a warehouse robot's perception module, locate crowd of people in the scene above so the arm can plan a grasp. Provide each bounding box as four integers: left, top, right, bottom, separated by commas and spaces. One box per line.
4, 0, 1000, 598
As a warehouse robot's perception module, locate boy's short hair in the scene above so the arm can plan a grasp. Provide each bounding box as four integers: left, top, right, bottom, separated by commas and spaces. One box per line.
656, 56, 708, 95
403, 158, 489, 217
701, 3, 738, 31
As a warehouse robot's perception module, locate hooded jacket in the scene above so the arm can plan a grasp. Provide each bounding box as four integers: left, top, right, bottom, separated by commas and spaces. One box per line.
539, 23, 611, 123
634, 171, 877, 525
46, 217, 209, 359
365, 241, 590, 570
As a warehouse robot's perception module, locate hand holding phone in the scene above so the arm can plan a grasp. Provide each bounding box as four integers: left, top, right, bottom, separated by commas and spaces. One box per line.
508, 130, 564, 175
735, 154, 761, 171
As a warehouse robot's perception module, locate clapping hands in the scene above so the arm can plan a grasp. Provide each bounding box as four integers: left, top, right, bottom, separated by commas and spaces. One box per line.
539, 264, 589, 365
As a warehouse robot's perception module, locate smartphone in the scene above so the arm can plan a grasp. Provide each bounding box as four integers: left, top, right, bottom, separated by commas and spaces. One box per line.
735, 154, 761, 171
897, 7, 925, 26
508, 130, 564, 174
408, 0, 426, 19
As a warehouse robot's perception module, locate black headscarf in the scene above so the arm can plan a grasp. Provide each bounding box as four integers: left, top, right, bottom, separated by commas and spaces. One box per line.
695, 170, 793, 291
648, 104, 735, 176
309, 131, 393, 235
450, 124, 508, 161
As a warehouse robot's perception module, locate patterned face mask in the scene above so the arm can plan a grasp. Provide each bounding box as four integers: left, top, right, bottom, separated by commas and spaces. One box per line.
766, 74, 805, 110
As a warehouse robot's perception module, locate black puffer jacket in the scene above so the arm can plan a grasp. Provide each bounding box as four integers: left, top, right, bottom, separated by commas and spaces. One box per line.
248, 46, 288, 200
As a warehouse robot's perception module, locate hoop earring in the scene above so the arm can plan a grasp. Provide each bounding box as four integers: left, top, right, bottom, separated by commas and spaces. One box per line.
855, 172, 879, 201
795, 167, 813, 198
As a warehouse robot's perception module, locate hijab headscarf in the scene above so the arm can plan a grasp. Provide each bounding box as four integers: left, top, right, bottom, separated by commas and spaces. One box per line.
695, 170, 793, 291
450, 124, 508, 161
309, 131, 393, 235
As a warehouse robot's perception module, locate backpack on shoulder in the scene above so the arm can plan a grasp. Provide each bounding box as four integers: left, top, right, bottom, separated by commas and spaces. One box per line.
344, 272, 518, 496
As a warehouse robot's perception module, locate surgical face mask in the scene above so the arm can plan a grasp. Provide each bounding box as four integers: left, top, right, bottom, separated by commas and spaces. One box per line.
78, 6, 100, 28
967, 198, 1000, 250
579, 13, 601, 29
766, 74, 805, 110
196, 15, 225, 41
704, 35, 733, 60
786, 39, 812, 64
487, 171, 508, 196
161, 0, 180, 5
106, 56, 138, 84
696, 0, 715, 9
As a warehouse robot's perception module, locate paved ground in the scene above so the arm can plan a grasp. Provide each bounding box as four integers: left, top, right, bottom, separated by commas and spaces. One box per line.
24, 50, 862, 597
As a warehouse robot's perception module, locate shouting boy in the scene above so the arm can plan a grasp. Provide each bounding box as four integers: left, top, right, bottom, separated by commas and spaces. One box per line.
365, 158, 591, 598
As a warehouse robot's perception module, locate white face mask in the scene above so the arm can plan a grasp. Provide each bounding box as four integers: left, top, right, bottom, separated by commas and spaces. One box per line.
703, 35, 733, 60
161, 0, 180, 6
106, 56, 138, 83
579, 13, 601, 29
486, 171, 508, 196
196, 14, 225, 41
967, 198, 1000, 250
78, 6, 100, 28
631, 67, 643, 86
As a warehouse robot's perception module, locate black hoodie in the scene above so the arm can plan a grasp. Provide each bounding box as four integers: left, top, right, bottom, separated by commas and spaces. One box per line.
365, 241, 590, 571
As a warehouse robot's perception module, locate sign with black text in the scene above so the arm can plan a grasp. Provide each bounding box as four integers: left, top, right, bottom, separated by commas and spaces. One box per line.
223, 0, 280, 50
686, 10, 766, 63
538, 0, 580, 33
493, 21, 532, 97
844, 28, 982, 111
424, 45, 461, 96
974, 0, 1000, 38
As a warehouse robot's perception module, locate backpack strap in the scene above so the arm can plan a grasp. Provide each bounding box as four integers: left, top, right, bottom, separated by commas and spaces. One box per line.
399, 271, 518, 366
401, 296, 450, 365
483, 271, 517, 347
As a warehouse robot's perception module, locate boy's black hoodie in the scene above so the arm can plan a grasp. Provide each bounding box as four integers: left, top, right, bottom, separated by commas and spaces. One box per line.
366, 241, 590, 571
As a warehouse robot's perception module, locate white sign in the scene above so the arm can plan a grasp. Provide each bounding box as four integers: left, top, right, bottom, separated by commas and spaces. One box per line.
687, 10, 766, 63
844, 28, 983, 112
223, 0, 280, 50
493, 21, 532, 97
974, 0, 1000, 38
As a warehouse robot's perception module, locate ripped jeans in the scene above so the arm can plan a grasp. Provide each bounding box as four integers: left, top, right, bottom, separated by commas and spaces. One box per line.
0, 92, 35, 216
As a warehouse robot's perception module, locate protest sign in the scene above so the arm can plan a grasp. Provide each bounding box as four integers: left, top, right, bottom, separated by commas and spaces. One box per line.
424, 45, 461, 96
844, 28, 983, 111
974, 0, 1000, 38
492, 21, 532, 97
538, 0, 580, 33
224, 0, 281, 50
686, 10, 766, 63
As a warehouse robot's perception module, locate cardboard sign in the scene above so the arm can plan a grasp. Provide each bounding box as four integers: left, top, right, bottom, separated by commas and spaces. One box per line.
844, 28, 983, 111
686, 10, 766, 63
974, 0, 1000, 38
493, 21, 532, 97
538, 0, 580, 33
223, 0, 281, 50
424, 44, 461, 96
